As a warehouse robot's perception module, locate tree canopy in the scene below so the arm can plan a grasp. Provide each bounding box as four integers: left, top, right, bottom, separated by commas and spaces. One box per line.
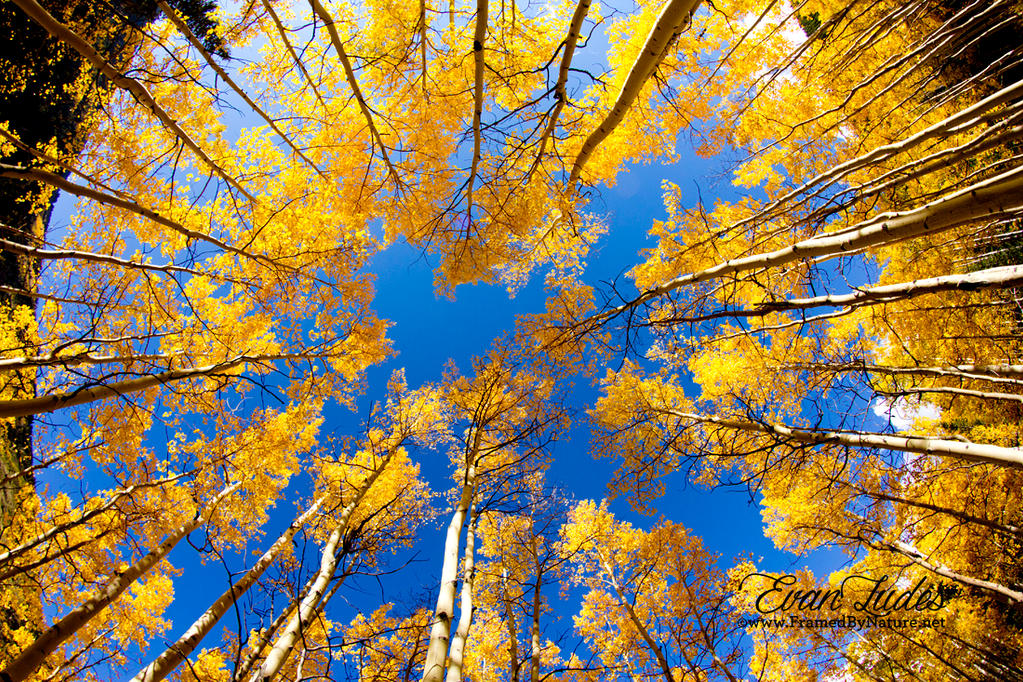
1, 0, 1021, 680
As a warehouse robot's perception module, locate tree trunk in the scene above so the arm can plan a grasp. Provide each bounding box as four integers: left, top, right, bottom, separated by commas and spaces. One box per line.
592, 164, 1023, 324
526, 0, 591, 181
781, 361, 1023, 388
157, 1, 322, 176
0, 0, 135, 550
464, 0, 488, 216
597, 553, 675, 682
422, 447, 479, 682
444, 504, 477, 682
131, 495, 328, 682
231, 586, 307, 682
866, 534, 1023, 603
1, 482, 238, 682
0, 165, 266, 263
668, 410, 1023, 469
259, 0, 326, 107
0, 353, 328, 419
529, 571, 542, 682
569, 0, 701, 184
253, 447, 398, 681
308, 0, 400, 185
679, 264, 1023, 322
502, 568, 520, 682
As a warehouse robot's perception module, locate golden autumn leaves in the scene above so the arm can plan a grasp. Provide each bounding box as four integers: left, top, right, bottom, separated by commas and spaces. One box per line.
1, 0, 1022, 679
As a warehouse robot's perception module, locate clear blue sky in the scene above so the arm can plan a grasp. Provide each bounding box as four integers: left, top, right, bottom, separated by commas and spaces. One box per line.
34, 25, 856, 677
39, 134, 849, 671
302, 139, 851, 644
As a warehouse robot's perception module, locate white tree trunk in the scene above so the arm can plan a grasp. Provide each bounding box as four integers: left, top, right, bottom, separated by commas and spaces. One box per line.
0, 482, 238, 682
527, 0, 592, 180
131, 495, 328, 682
669, 410, 1023, 468
231, 587, 307, 682
308, 0, 400, 184
252, 447, 398, 681
569, 0, 701, 183
781, 362, 1023, 387
444, 504, 477, 682
157, 1, 323, 176
597, 553, 675, 682
0, 353, 324, 419
502, 567, 521, 682
592, 165, 1023, 324
422, 456, 478, 682
705, 264, 1023, 319
464, 0, 489, 214
0, 165, 262, 262
0, 473, 185, 569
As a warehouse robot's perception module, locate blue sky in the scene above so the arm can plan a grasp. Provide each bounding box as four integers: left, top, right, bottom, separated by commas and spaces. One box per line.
30, 13, 861, 674
39, 128, 851, 671
301, 137, 853, 644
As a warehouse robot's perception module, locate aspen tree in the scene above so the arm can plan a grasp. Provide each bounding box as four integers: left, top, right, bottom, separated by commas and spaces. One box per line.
460, 474, 574, 682
130, 495, 329, 682
563, 501, 743, 682
1, 482, 239, 682
423, 343, 569, 682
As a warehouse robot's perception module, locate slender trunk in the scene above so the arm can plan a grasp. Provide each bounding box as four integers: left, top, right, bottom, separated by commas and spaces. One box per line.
668, 410, 1023, 469
526, 0, 591, 181
863, 488, 1023, 539
876, 385, 1023, 404
157, 1, 324, 177
529, 558, 542, 682
8, 0, 251, 199
0, 353, 327, 419
0, 0, 135, 529
419, 0, 428, 97
401, 616, 429, 682
868, 535, 1023, 603
0, 473, 185, 569
949, 364, 1023, 378
0, 234, 240, 283
422, 443, 479, 682
308, 0, 400, 185
251, 527, 340, 681
502, 568, 520, 682
569, 0, 701, 184
781, 361, 1023, 388
620, 650, 643, 682
131, 495, 328, 682
444, 504, 477, 682
0, 352, 176, 372
0, 165, 267, 264
252, 447, 398, 681
0, 530, 119, 582
464, 0, 488, 217
0, 482, 238, 682
679, 582, 739, 682
232, 585, 307, 682
596, 553, 674, 682
591, 165, 1023, 324
680, 264, 1023, 322
746, 77, 1023, 234
259, 0, 326, 107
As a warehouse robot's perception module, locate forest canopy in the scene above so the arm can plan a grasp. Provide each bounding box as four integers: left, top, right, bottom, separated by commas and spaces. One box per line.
0, 0, 1021, 680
